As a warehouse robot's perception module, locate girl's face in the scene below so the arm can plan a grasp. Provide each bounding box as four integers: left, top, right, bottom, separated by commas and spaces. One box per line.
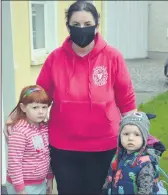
69, 10, 98, 30
20, 102, 48, 125
120, 125, 143, 154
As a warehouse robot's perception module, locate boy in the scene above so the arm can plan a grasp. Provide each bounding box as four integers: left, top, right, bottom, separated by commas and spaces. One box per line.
105, 112, 160, 194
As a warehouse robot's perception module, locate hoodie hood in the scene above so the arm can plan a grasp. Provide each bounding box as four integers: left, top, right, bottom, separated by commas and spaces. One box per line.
61, 32, 108, 98
62, 32, 107, 59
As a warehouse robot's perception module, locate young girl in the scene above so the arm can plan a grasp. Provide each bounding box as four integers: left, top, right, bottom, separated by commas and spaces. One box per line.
104, 112, 160, 195
6, 85, 54, 195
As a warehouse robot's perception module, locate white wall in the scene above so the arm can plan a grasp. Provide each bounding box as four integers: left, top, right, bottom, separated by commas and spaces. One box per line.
148, 1, 168, 53
2, 99, 7, 185
2, 1, 16, 119
2, 1, 16, 184
104, 1, 148, 59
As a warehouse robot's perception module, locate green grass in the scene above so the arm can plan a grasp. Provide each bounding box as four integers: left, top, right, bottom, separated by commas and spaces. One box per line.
139, 91, 168, 182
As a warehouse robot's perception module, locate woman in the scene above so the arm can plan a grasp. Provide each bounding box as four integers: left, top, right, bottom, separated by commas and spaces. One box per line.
5, 1, 136, 194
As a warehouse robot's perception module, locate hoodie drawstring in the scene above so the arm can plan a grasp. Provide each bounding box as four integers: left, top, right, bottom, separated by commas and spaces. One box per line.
66, 56, 75, 96
88, 58, 93, 111
65, 54, 93, 112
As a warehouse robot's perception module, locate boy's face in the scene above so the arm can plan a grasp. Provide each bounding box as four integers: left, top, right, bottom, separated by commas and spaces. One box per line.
120, 125, 143, 154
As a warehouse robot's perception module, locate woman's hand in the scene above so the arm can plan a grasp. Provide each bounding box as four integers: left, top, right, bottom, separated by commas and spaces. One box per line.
3, 114, 15, 142
46, 179, 53, 195
122, 109, 137, 117
3, 125, 12, 143
3, 111, 16, 143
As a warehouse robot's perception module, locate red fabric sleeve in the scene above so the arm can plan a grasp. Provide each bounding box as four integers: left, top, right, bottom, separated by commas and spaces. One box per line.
36, 54, 54, 102
8, 131, 26, 192
113, 52, 136, 114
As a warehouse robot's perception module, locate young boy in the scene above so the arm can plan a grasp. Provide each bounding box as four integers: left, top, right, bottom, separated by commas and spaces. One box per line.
105, 112, 160, 195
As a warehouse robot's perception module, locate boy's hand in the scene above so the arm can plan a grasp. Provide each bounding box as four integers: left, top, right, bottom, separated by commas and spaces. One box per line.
108, 176, 112, 182
47, 179, 53, 195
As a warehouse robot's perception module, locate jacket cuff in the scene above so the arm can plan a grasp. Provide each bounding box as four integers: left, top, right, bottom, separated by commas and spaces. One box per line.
14, 183, 25, 192
46, 173, 54, 180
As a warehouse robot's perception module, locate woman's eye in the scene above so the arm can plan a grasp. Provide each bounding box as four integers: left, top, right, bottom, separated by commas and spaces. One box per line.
85, 23, 91, 27
33, 107, 37, 109
136, 134, 140, 136
73, 23, 80, 27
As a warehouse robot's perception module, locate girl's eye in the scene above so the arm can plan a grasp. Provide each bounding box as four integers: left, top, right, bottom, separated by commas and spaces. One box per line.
124, 133, 129, 136
33, 107, 37, 109
43, 106, 48, 109
135, 134, 140, 136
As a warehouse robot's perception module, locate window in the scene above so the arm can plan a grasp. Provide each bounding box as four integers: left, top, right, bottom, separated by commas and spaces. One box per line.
32, 3, 45, 50
29, 1, 57, 65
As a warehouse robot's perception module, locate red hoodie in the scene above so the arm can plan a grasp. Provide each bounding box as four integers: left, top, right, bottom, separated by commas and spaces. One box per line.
36, 33, 136, 152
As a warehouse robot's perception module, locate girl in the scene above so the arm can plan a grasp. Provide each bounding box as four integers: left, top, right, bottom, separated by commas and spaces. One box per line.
6, 85, 53, 195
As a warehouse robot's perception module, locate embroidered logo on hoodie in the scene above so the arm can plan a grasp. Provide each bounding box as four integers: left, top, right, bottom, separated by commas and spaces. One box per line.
93, 66, 108, 86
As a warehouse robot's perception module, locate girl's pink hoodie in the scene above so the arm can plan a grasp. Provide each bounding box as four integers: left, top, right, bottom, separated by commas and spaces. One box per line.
36, 33, 136, 152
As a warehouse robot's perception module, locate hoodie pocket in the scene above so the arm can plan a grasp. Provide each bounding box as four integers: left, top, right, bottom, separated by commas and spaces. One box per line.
53, 100, 118, 139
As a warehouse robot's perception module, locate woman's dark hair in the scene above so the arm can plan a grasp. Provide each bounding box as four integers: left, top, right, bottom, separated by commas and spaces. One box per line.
65, 1, 100, 26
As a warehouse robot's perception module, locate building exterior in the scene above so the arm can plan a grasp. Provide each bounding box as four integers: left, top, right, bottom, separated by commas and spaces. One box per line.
148, 1, 168, 60
2, 0, 168, 185
104, 1, 168, 59
104, 1, 149, 59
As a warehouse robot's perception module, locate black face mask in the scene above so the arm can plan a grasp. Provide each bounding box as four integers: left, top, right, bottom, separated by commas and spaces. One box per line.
68, 25, 96, 48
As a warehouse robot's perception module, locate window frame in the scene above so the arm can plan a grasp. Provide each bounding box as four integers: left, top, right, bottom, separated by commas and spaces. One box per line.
29, 1, 57, 65
29, 1, 47, 56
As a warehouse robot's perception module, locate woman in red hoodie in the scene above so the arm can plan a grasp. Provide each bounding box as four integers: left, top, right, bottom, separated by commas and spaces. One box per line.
5, 1, 136, 194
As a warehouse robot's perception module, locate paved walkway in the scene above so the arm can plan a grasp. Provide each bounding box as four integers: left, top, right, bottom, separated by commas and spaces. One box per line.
126, 58, 168, 106
1, 186, 7, 195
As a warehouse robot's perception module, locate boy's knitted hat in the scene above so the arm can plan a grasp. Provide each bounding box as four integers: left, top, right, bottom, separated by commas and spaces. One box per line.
119, 112, 150, 146
111, 112, 157, 171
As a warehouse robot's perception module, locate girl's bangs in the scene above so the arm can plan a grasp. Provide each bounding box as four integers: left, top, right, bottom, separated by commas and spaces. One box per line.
23, 90, 50, 105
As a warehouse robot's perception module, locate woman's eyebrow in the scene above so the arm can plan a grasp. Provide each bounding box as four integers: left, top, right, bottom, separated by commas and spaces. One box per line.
85, 21, 92, 23
72, 21, 79, 23
72, 21, 92, 23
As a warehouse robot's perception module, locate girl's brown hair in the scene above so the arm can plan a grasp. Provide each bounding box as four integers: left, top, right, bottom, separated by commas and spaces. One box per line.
7, 85, 51, 125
